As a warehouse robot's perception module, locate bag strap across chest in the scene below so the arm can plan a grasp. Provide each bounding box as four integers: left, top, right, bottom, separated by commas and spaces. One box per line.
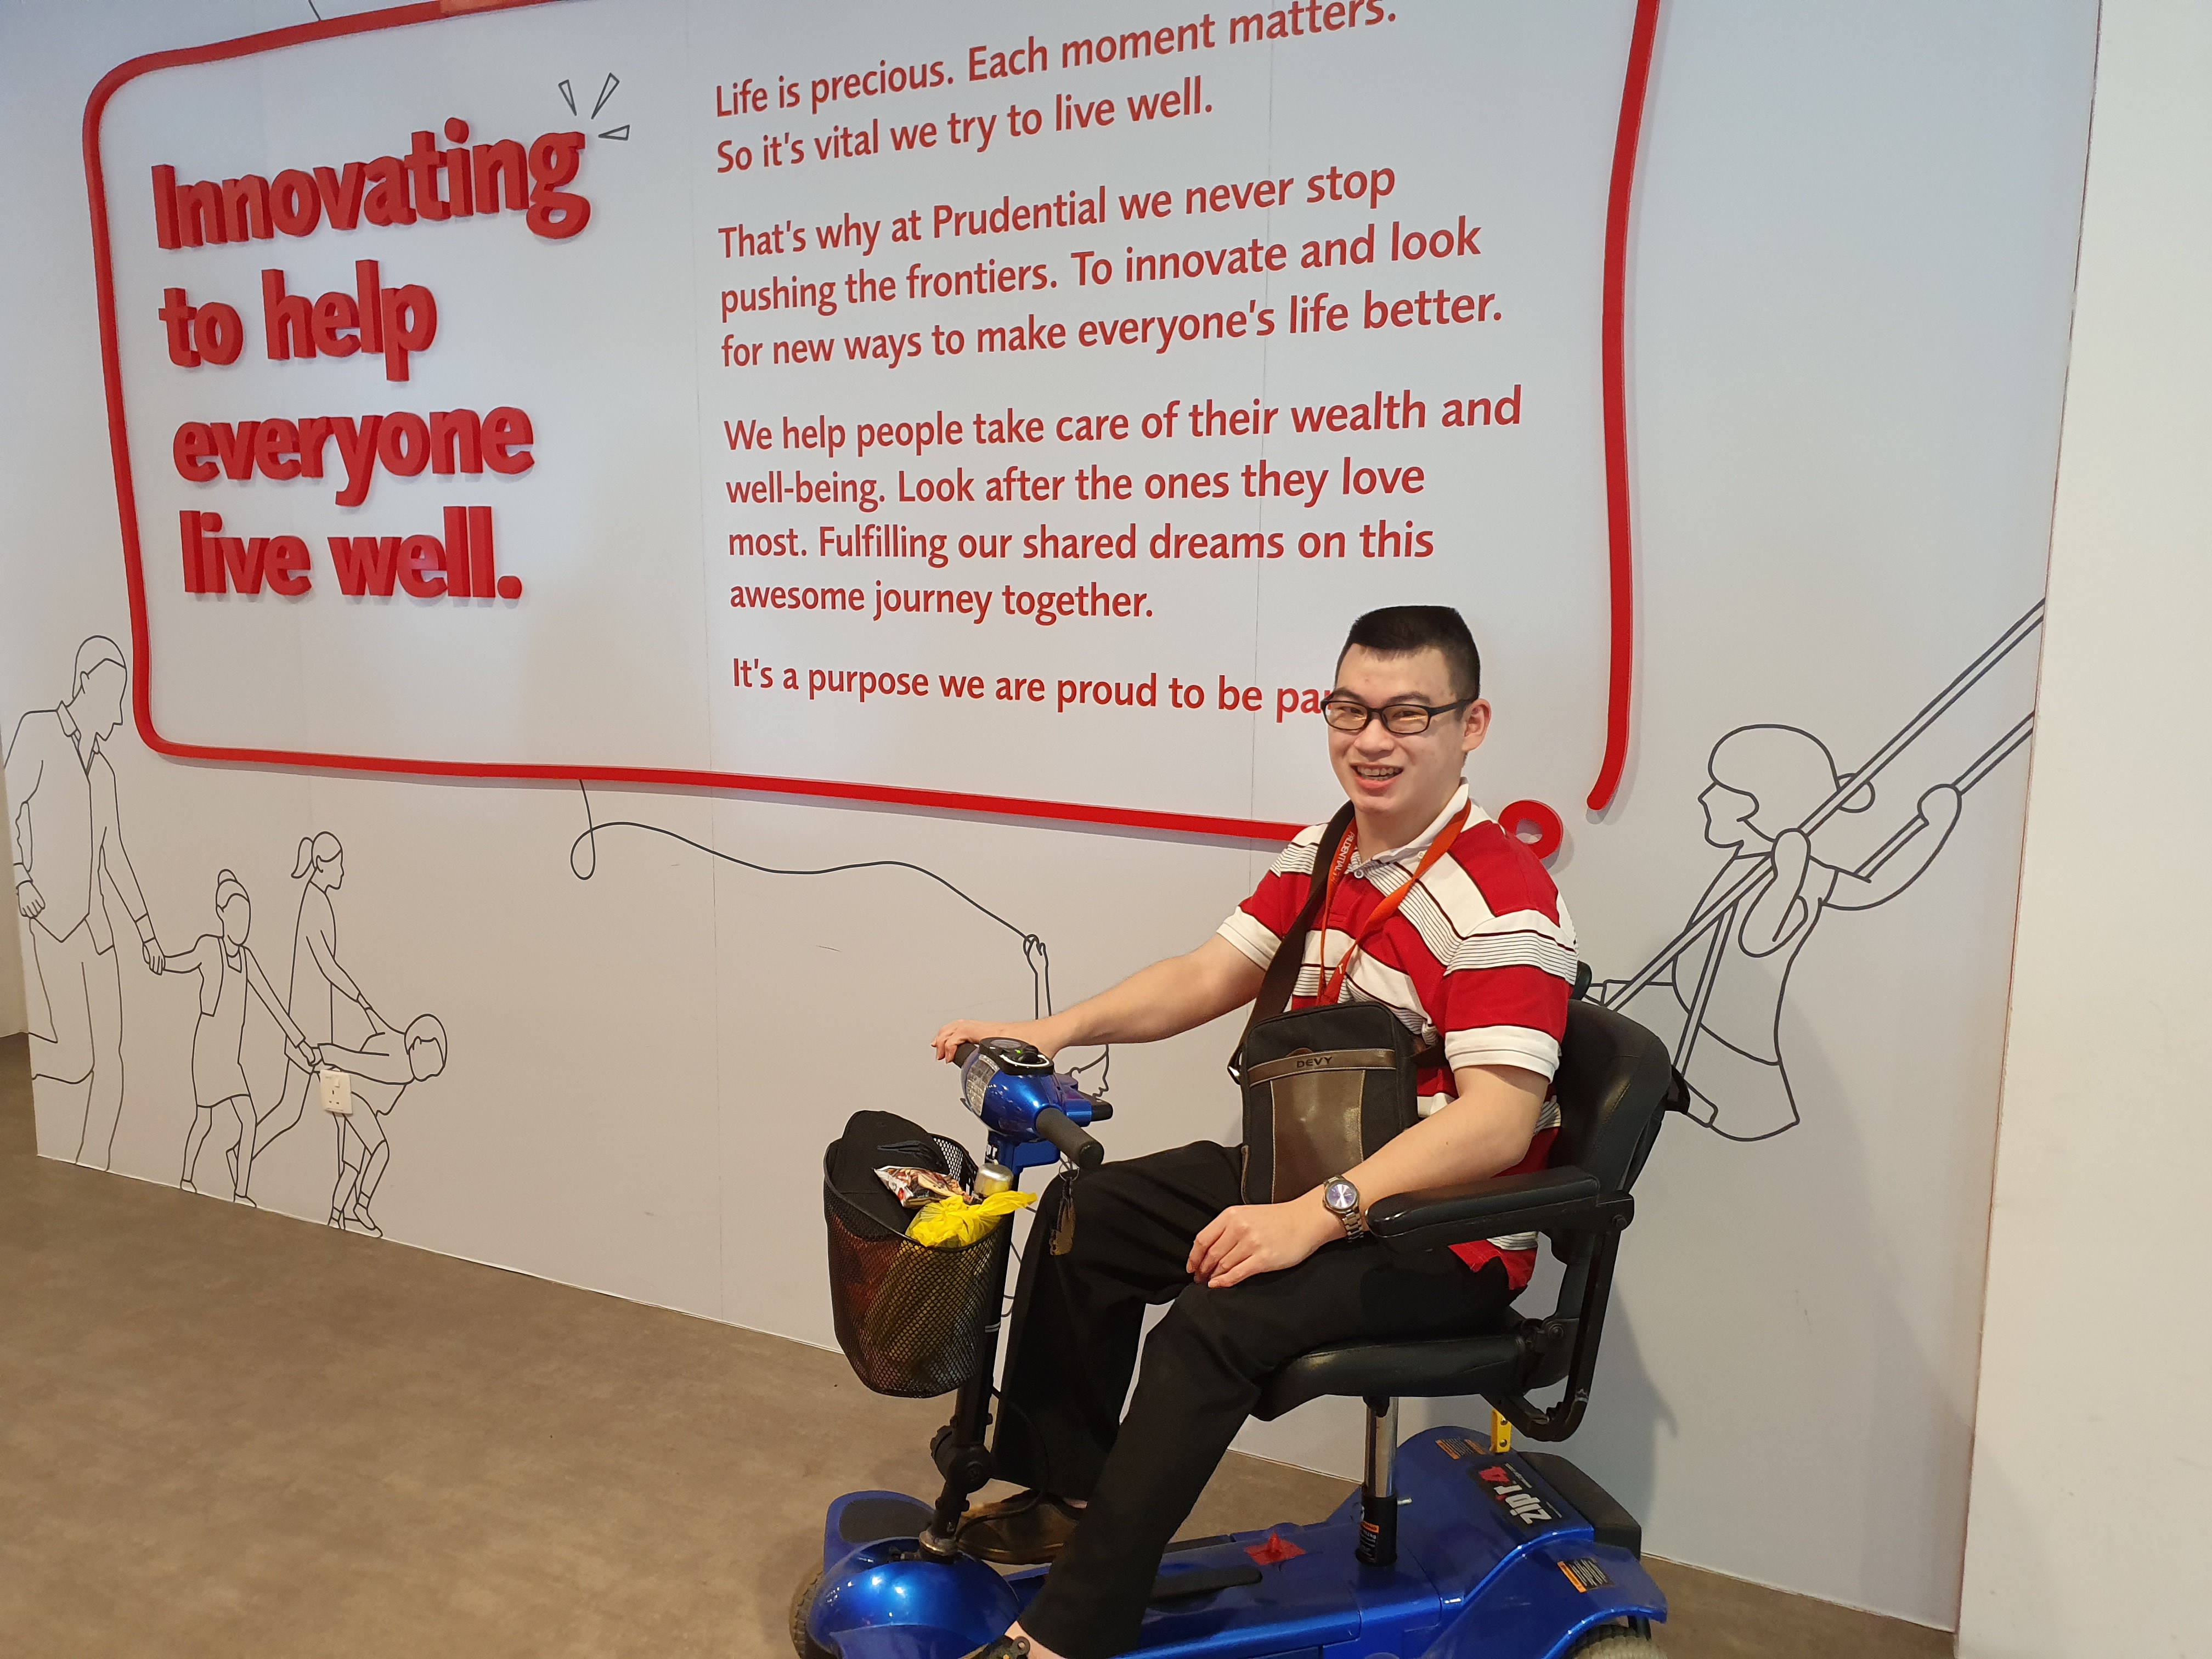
1229, 804, 1449, 1084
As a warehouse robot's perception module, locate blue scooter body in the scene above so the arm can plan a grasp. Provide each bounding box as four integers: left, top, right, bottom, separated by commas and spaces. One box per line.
806, 1430, 1663, 1659
957, 1041, 1101, 1173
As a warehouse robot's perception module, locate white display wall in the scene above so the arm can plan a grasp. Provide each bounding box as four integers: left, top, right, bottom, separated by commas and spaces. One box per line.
1958, 2, 2212, 1652
2, 0, 2097, 1627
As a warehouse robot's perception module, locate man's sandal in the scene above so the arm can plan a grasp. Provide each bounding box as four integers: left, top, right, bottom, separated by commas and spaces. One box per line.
958, 1639, 1030, 1659
957, 1490, 1084, 1564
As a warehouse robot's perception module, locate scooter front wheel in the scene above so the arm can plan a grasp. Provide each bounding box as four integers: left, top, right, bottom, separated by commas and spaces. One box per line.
1572, 1627, 1669, 1657
789, 1565, 834, 1659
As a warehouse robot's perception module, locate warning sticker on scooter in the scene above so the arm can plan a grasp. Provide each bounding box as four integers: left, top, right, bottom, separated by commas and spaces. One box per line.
1471, 1463, 1560, 1527
1558, 1557, 1612, 1592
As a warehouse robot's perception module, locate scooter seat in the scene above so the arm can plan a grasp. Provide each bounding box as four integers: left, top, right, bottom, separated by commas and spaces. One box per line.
1252, 1003, 1684, 1438
1252, 1327, 1526, 1420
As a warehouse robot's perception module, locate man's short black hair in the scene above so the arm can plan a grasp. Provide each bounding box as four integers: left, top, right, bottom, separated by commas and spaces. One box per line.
1336, 606, 1481, 702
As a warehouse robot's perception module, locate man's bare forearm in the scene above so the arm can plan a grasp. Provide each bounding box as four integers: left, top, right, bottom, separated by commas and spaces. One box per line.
934, 934, 1265, 1061
1185, 1063, 1552, 1290
1340, 1064, 1546, 1206
1039, 939, 1261, 1051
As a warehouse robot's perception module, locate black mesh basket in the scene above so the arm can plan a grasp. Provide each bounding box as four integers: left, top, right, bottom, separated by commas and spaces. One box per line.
822, 1111, 1007, 1399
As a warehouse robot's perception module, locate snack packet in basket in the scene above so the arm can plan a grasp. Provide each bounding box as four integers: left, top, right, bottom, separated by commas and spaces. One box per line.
906, 1188, 1038, 1248
876, 1165, 969, 1208
854, 1190, 1040, 1380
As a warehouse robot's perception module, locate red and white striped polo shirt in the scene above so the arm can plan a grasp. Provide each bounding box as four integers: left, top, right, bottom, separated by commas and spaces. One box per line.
1217, 784, 1578, 1289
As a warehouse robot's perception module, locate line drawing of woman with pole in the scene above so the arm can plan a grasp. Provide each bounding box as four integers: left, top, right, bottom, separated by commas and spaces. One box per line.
161, 871, 317, 1202
1595, 604, 2042, 1141
240, 832, 380, 1201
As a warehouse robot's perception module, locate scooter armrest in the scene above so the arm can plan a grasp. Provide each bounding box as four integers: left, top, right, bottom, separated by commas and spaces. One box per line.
1366, 1167, 1618, 1254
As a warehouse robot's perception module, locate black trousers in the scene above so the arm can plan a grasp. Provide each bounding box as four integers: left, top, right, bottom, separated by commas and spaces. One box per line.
995, 1141, 1513, 1659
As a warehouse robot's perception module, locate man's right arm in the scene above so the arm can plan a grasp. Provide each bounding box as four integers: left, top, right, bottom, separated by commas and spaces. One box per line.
932, 934, 1265, 1062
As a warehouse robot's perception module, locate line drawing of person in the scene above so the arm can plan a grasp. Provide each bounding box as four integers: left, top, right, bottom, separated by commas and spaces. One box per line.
1596, 725, 1963, 1139
5, 636, 160, 1169
160, 870, 315, 1203
318, 1012, 448, 1237
241, 831, 380, 1200
1593, 606, 2040, 1143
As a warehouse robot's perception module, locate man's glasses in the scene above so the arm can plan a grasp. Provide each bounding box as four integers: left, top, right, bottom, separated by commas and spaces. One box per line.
1321, 696, 1473, 736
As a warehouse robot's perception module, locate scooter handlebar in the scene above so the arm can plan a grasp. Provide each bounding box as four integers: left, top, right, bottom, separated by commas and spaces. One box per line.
1034, 1107, 1103, 1172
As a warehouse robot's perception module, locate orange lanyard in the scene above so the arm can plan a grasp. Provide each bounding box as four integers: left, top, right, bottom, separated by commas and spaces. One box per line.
1316, 804, 1469, 1005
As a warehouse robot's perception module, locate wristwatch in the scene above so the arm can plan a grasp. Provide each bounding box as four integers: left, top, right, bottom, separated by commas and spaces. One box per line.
1322, 1176, 1367, 1240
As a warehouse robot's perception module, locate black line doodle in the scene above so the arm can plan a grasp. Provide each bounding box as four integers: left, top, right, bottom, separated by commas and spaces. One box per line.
569, 781, 1070, 1023
598, 126, 631, 142
157, 871, 315, 1204
5, 637, 159, 1170
320, 1012, 448, 1237
589, 73, 619, 120
568, 783, 1111, 1101
243, 832, 383, 1200
1595, 603, 2042, 1141
556, 78, 576, 116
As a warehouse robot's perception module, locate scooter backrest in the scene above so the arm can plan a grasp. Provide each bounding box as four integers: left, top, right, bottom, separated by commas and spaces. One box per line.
1547, 1002, 1682, 1197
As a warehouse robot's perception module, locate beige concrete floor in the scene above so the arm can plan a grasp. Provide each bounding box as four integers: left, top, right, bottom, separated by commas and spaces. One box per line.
0, 1034, 1949, 1657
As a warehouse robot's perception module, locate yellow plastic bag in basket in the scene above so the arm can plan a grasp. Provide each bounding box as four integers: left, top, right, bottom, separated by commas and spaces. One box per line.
907, 1189, 1037, 1248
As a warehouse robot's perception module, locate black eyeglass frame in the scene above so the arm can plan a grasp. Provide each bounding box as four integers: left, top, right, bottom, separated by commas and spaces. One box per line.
1319, 695, 1476, 736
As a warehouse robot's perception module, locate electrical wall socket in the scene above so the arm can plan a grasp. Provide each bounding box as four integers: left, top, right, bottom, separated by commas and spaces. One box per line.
319, 1068, 352, 1117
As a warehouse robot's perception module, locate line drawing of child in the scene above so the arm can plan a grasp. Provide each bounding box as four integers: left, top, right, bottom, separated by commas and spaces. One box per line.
160, 871, 315, 1203
1596, 724, 1962, 1141
317, 1011, 448, 1237
242, 832, 380, 1200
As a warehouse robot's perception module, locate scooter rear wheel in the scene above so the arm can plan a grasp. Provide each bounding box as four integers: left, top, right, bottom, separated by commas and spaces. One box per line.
789, 1565, 836, 1659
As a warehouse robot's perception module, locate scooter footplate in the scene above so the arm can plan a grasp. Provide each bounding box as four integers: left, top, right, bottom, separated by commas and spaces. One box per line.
1005, 1516, 1426, 1659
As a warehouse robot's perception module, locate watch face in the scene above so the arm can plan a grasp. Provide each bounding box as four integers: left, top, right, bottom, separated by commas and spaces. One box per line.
1323, 1178, 1358, 1213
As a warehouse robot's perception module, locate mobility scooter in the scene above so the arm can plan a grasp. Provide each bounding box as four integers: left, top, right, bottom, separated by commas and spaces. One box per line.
797, 999, 1684, 1659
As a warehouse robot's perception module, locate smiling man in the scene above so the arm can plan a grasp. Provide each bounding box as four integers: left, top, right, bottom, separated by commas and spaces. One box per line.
932, 606, 1580, 1659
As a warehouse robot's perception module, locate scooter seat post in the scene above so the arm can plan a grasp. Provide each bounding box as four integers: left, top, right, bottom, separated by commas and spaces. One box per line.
1356, 1395, 1400, 1567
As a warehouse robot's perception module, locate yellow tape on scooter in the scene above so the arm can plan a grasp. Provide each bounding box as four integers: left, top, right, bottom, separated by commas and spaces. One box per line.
906, 1189, 1037, 1248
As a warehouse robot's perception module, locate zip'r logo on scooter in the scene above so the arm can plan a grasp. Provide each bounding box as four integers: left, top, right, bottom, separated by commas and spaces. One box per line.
1472, 1463, 1559, 1527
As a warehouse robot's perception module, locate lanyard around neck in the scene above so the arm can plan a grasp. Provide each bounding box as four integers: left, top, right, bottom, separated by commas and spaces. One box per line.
1316, 805, 1470, 1005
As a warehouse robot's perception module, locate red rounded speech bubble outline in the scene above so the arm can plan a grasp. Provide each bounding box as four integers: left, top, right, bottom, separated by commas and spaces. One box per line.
81, 0, 1655, 842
